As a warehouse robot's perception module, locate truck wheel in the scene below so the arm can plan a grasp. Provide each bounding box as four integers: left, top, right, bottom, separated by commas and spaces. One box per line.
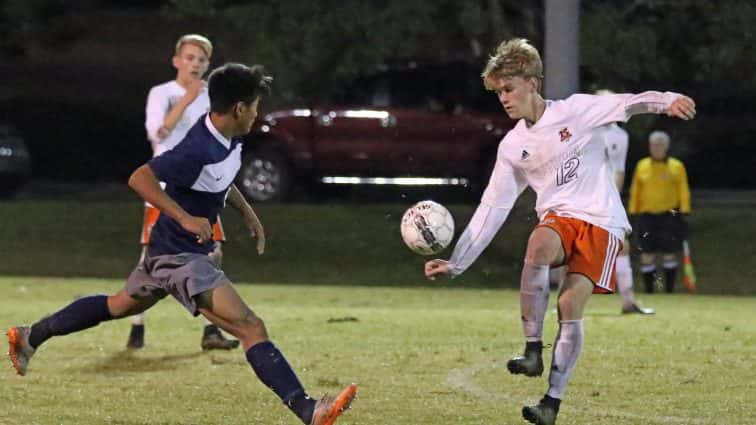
237, 150, 292, 202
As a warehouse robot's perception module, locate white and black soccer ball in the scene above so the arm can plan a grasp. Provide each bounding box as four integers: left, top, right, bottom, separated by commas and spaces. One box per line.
400, 200, 455, 255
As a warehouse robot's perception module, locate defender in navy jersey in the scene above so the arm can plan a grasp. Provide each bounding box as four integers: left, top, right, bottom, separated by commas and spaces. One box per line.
7, 63, 357, 425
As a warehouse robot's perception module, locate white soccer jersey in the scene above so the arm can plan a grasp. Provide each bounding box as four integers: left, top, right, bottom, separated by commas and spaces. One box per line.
448, 91, 681, 276
145, 80, 210, 157
602, 123, 629, 173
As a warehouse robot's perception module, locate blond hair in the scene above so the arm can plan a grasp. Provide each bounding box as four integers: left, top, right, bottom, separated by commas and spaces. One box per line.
482, 38, 543, 90
175, 34, 213, 58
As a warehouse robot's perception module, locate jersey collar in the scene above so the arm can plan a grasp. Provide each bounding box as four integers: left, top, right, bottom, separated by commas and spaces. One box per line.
204, 114, 232, 149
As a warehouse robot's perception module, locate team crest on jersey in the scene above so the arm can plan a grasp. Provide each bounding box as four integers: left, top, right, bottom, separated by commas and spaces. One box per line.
559, 127, 572, 142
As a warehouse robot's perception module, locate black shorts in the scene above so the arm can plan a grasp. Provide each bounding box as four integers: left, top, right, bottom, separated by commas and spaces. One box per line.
635, 212, 687, 253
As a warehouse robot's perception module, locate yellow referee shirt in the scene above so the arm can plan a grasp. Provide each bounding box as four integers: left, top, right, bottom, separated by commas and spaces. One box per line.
629, 157, 691, 214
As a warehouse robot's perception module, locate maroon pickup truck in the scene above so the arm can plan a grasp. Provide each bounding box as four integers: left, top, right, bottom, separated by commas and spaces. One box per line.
235, 63, 514, 202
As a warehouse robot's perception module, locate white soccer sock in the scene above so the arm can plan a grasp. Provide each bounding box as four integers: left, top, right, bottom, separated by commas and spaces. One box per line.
130, 312, 145, 325
662, 259, 679, 269
639, 263, 656, 274
520, 263, 551, 342
547, 319, 584, 400
615, 255, 636, 308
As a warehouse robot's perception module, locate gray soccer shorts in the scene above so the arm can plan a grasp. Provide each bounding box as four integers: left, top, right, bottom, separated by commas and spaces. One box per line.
126, 252, 229, 315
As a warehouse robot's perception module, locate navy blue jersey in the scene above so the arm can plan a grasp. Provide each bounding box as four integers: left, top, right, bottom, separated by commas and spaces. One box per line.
147, 115, 243, 256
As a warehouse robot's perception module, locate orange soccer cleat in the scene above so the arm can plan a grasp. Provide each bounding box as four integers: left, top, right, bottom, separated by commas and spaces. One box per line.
7, 326, 35, 376
310, 383, 358, 425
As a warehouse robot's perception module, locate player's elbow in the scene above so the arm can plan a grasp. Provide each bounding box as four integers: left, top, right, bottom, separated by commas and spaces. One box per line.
128, 164, 150, 192
127, 169, 140, 191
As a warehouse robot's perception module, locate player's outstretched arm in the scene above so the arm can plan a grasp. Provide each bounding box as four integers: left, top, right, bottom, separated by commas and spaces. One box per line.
128, 164, 213, 243
227, 184, 265, 255
666, 95, 696, 120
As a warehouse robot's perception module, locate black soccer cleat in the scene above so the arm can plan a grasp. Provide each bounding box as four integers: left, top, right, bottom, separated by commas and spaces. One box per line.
201, 325, 240, 351
126, 324, 145, 349
522, 396, 560, 425
507, 341, 544, 377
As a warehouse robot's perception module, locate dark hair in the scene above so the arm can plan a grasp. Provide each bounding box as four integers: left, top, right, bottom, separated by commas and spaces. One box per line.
208, 63, 272, 113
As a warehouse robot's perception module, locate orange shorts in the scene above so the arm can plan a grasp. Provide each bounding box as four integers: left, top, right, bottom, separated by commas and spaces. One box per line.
536, 213, 621, 294
140, 206, 226, 245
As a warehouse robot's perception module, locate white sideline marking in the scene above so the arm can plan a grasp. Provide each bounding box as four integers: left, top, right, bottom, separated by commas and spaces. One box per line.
445, 361, 712, 425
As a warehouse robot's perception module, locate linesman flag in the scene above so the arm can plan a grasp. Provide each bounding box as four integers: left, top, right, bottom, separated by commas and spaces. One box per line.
682, 240, 697, 293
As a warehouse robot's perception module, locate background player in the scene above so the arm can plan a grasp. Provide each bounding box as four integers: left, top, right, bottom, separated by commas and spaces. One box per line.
598, 101, 654, 314
131, 33, 238, 350
424, 39, 695, 425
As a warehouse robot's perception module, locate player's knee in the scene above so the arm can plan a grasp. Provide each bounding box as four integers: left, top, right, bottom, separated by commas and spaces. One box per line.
237, 310, 268, 340
107, 293, 139, 319
526, 241, 560, 264
556, 296, 580, 320
526, 229, 563, 264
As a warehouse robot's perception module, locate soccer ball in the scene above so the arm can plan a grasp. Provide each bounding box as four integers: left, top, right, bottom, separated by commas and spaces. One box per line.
400, 200, 455, 255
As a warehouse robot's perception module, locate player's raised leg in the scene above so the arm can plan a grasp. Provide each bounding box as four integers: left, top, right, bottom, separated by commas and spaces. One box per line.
196, 282, 357, 425
8, 289, 159, 376
508, 226, 564, 377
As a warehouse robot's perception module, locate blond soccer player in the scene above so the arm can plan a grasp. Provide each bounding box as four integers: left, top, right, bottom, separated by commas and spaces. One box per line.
129, 34, 238, 350
425, 39, 695, 425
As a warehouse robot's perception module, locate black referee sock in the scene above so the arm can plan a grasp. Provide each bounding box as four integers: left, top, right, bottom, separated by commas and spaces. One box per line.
29, 295, 113, 349
664, 266, 677, 293
642, 271, 656, 293
245, 341, 315, 424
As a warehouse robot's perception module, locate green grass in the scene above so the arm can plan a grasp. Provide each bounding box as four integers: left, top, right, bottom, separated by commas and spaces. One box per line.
1, 277, 754, 424
1, 198, 754, 294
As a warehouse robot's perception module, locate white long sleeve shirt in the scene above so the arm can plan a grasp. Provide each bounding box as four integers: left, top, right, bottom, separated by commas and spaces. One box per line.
145, 80, 210, 157
448, 91, 680, 276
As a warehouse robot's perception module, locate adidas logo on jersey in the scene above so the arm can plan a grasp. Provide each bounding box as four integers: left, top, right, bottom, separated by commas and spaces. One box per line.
521, 150, 530, 160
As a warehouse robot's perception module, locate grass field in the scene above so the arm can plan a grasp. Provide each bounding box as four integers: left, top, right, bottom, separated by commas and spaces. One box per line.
2, 277, 754, 425
1, 197, 755, 294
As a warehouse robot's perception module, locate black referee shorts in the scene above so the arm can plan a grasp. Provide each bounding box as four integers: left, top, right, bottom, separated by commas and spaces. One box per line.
635, 212, 687, 253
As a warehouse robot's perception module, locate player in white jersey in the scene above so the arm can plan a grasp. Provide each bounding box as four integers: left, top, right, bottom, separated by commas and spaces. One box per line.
549, 114, 654, 314
600, 118, 654, 314
424, 39, 695, 425
129, 34, 238, 350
